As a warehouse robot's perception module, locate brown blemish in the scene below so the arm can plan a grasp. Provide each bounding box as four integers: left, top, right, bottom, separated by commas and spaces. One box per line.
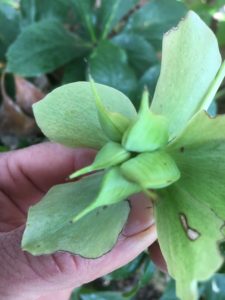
180, 146, 185, 153
179, 213, 200, 241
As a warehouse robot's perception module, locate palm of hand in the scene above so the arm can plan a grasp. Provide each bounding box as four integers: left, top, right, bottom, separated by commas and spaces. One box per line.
0, 143, 156, 300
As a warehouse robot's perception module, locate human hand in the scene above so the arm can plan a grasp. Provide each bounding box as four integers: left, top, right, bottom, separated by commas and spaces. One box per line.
0, 142, 160, 300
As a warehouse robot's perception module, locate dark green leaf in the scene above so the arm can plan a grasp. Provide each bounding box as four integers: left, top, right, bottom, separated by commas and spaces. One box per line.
138, 64, 160, 98
112, 33, 158, 75
217, 21, 225, 47
0, 3, 19, 61
89, 41, 137, 98
80, 291, 127, 300
201, 274, 225, 300
71, 0, 97, 42
7, 19, 91, 76
98, 0, 138, 39
0, 145, 9, 152
20, 0, 72, 25
123, 0, 187, 48
62, 59, 86, 84
106, 254, 144, 280
22, 173, 130, 258
139, 260, 155, 286
160, 280, 178, 300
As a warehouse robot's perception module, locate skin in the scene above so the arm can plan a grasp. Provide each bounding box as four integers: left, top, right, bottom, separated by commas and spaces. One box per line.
0, 142, 165, 300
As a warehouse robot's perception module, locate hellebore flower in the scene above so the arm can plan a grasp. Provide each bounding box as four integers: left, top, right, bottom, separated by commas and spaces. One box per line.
22, 11, 225, 300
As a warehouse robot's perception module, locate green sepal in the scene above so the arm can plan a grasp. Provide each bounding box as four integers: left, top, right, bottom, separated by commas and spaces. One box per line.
70, 141, 130, 179
120, 151, 180, 189
72, 167, 141, 223
22, 173, 130, 258
122, 89, 169, 152
90, 78, 132, 142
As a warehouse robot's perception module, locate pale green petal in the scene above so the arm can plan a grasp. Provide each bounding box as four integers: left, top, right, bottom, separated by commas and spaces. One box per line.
22, 173, 130, 258
150, 11, 222, 139
168, 110, 225, 220
155, 187, 223, 300
120, 151, 180, 189
156, 111, 225, 298
33, 82, 137, 149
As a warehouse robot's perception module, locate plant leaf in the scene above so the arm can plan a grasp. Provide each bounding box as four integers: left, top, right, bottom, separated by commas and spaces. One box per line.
33, 82, 137, 149
71, 0, 96, 42
112, 33, 158, 75
62, 59, 86, 84
89, 41, 137, 99
120, 151, 180, 190
150, 11, 222, 139
0, 3, 19, 61
20, 0, 71, 25
80, 291, 128, 300
123, 0, 187, 49
98, 0, 138, 39
22, 173, 130, 258
6, 19, 91, 76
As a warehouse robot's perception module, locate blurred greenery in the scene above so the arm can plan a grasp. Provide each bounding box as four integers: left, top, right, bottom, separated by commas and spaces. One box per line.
0, 0, 225, 298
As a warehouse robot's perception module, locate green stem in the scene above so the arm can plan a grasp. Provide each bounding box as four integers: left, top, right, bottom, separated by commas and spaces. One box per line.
200, 60, 225, 110
101, 0, 120, 40
84, 15, 97, 43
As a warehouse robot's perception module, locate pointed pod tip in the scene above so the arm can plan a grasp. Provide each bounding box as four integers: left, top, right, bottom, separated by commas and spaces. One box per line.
72, 205, 94, 223
69, 166, 93, 179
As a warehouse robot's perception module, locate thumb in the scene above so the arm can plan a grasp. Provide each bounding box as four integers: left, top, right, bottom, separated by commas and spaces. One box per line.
0, 196, 157, 300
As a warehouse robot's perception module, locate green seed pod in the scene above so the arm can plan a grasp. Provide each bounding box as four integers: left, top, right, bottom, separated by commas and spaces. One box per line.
122, 89, 169, 152
90, 78, 131, 142
120, 151, 180, 189
72, 167, 140, 222
70, 141, 130, 179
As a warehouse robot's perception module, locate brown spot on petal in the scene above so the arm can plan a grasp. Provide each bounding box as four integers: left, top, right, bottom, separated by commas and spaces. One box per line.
180, 146, 185, 153
180, 213, 200, 241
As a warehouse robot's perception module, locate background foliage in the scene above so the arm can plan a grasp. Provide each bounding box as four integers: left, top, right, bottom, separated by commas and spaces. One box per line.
0, 0, 225, 299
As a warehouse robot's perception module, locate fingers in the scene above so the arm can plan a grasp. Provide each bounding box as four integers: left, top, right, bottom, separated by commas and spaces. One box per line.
4, 142, 96, 191
0, 142, 96, 213
123, 193, 154, 236
149, 241, 167, 273
0, 195, 157, 300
